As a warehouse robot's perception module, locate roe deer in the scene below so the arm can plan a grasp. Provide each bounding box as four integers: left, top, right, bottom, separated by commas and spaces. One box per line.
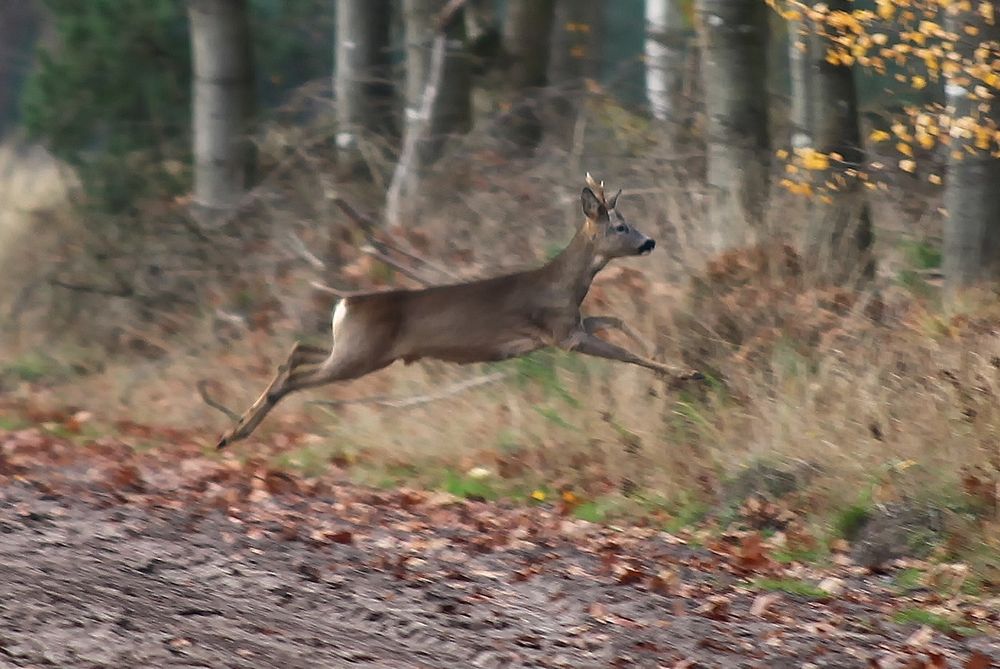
214, 174, 701, 449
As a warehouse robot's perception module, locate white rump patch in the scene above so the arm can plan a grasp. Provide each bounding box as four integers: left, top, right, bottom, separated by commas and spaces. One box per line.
332, 299, 348, 339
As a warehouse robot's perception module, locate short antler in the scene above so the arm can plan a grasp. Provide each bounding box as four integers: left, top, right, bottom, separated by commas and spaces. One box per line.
585, 172, 606, 205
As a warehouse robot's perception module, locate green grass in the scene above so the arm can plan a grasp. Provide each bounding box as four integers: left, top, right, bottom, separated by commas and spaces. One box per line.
0, 416, 29, 431
893, 608, 979, 636
440, 469, 499, 501
773, 544, 829, 565
1, 352, 65, 383
751, 578, 828, 600
833, 502, 872, 541
893, 568, 925, 593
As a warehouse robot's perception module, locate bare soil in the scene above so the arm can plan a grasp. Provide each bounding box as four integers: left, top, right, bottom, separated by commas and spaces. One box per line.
0, 428, 996, 668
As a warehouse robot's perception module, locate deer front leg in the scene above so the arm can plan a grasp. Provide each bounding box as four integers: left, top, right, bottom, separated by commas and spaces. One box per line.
582, 316, 650, 355
565, 332, 702, 383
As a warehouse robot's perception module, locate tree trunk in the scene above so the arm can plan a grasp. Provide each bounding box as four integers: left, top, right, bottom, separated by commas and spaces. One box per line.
942, 5, 1000, 297
645, 0, 687, 127
787, 13, 812, 149
802, 0, 873, 284
549, 0, 602, 85
403, 0, 471, 169
548, 0, 602, 122
499, 0, 555, 148
188, 0, 254, 211
0, 1, 42, 138
335, 0, 394, 173
696, 0, 770, 252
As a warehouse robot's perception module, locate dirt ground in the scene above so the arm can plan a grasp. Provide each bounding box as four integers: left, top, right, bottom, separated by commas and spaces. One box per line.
0, 428, 996, 668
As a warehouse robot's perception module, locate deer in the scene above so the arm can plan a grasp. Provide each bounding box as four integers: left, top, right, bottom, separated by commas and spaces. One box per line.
214, 174, 701, 449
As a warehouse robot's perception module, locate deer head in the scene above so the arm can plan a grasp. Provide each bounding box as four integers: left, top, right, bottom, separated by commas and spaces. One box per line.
581, 173, 655, 262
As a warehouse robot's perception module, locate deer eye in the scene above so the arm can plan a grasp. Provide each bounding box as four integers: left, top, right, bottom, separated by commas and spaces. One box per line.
615, 224, 627, 233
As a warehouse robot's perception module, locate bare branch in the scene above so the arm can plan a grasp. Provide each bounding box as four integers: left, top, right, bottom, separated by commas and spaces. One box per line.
285, 231, 327, 270
360, 245, 435, 286
308, 371, 506, 410
197, 380, 241, 421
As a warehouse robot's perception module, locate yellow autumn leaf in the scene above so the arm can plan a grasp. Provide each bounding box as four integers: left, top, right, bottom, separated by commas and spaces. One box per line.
899, 159, 916, 173
897, 142, 914, 157
876, 0, 894, 20
929, 174, 942, 185
530, 490, 546, 501
980, 1, 995, 24
801, 149, 830, 170
912, 75, 927, 90
870, 129, 891, 142
975, 126, 992, 149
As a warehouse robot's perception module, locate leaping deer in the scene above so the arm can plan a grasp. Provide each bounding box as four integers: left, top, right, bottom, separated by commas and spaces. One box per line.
214, 174, 701, 449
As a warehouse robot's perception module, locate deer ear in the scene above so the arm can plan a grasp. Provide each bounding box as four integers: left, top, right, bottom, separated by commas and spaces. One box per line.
581, 187, 604, 220
607, 188, 622, 210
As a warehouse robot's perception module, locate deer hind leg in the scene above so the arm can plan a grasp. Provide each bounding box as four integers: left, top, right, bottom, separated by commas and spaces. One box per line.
216, 339, 388, 449
216, 341, 328, 449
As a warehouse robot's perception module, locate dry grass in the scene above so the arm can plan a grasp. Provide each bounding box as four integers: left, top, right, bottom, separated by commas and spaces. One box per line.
1, 104, 997, 585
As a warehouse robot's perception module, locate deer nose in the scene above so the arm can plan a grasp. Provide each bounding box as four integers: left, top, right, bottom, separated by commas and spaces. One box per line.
638, 239, 655, 255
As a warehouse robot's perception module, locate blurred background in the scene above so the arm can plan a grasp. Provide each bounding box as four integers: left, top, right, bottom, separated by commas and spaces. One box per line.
0, 0, 997, 585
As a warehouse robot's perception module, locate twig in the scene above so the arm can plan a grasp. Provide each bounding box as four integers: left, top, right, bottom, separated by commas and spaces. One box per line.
309, 281, 357, 299
197, 380, 240, 421
308, 371, 506, 410
285, 231, 327, 270
334, 196, 460, 281
49, 278, 134, 298
360, 245, 435, 286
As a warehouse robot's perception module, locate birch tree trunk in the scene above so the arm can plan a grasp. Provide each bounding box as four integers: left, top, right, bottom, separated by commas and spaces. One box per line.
696, 0, 770, 252
335, 0, 394, 173
188, 0, 254, 210
787, 13, 812, 149
942, 6, 1000, 297
501, 0, 556, 148
403, 0, 471, 169
645, 0, 687, 127
802, 1, 873, 284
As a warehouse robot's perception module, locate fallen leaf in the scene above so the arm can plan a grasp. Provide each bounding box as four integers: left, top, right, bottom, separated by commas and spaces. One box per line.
965, 652, 993, 669
818, 577, 844, 596
750, 592, 781, 617
905, 625, 934, 648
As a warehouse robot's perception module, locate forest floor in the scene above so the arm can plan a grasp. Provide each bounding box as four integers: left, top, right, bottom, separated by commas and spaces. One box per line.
0, 423, 997, 669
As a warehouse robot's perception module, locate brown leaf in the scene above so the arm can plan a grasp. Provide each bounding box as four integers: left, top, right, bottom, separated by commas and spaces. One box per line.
614, 564, 645, 586
749, 592, 781, 617
905, 625, 934, 649
696, 594, 730, 621
108, 463, 145, 492
648, 569, 679, 595
965, 653, 994, 669
736, 533, 773, 572
588, 602, 608, 620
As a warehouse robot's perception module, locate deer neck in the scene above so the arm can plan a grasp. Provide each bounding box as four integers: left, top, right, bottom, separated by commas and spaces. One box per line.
541, 224, 606, 307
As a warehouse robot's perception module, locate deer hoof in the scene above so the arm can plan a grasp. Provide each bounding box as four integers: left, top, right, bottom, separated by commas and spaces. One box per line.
217, 432, 232, 450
